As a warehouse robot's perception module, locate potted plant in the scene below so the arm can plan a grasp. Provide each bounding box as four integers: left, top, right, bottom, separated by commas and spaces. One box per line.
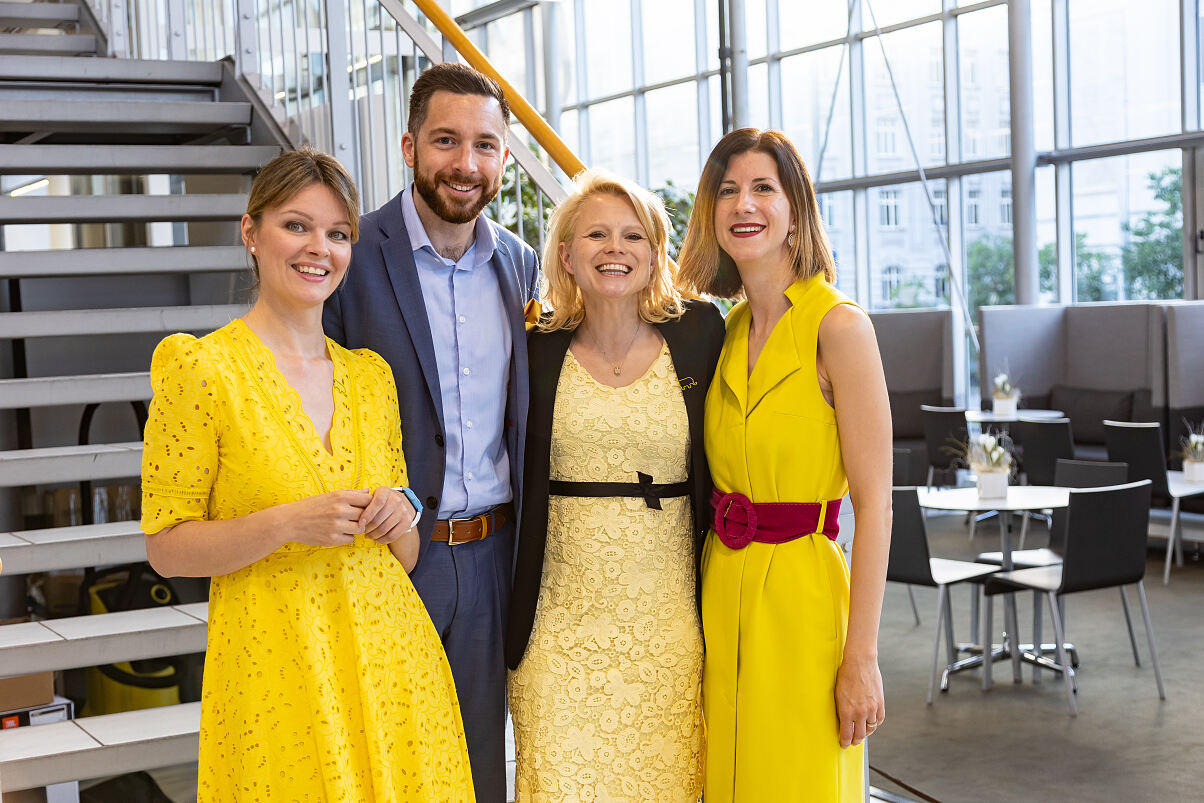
1181, 421, 1204, 483
992, 371, 1021, 418
966, 430, 1015, 499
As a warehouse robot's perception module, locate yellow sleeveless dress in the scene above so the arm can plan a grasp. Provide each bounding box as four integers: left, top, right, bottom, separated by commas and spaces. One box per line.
508, 344, 705, 802
141, 319, 473, 803
701, 277, 863, 802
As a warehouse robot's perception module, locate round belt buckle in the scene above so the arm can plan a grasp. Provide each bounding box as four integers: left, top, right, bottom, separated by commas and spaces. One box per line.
714, 491, 758, 550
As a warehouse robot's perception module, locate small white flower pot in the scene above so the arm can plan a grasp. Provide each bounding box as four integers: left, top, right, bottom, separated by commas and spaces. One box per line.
977, 470, 1009, 499
1185, 460, 1204, 484
993, 396, 1018, 419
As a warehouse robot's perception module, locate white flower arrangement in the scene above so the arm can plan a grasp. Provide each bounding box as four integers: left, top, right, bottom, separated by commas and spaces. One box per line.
1181, 422, 1204, 463
968, 431, 1014, 473
992, 371, 1020, 401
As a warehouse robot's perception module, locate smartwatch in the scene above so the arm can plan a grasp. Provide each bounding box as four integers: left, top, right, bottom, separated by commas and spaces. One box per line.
392, 486, 423, 529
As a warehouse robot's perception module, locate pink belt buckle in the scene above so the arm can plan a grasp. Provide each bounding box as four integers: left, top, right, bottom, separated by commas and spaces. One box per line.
714, 491, 758, 550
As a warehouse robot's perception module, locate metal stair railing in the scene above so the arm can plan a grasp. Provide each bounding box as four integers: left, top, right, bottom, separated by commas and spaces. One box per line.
80, 0, 585, 254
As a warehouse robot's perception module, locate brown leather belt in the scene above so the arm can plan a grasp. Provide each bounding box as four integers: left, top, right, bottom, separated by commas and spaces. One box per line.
430, 503, 513, 546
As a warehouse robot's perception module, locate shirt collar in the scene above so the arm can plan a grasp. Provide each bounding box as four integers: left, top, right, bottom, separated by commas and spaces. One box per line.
401, 184, 497, 269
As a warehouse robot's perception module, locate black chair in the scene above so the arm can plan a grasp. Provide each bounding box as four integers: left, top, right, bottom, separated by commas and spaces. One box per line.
1012, 417, 1076, 487
1103, 420, 1204, 583
887, 488, 999, 703
1010, 417, 1076, 548
984, 480, 1165, 715
920, 405, 967, 487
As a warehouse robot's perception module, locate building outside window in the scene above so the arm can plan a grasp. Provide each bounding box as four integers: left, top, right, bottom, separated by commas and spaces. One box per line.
879, 189, 901, 228
1000, 187, 1012, 225
967, 188, 982, 226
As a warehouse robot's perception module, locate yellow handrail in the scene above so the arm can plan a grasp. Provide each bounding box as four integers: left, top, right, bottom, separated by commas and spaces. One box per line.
411, 0, 586, 178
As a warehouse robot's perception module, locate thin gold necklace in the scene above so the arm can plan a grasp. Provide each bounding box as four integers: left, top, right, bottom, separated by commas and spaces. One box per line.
586, 319, 643, 376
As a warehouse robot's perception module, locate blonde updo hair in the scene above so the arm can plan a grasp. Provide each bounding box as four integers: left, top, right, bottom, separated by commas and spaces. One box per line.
540, 169, 684, 331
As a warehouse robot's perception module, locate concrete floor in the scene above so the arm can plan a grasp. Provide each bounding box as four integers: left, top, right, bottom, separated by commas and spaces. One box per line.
866, 510, 1204, 802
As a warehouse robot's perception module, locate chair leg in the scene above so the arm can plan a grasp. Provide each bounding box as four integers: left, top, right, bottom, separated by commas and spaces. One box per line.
970, 585, 980, 645
968, 513, 977, 541
928, 586, 949, 704
1032, 590, 1043, 684
1004, 591, 1023, 683
982, 594, 994, 690
1018, 511, 1030, 551
943, 590, 957, 665
1164, 498, 1181, 584
1119, 585, 1141, 667
1047, 591, 1077, 716
907, 584, 922, 626
1136, 581, 1166, 700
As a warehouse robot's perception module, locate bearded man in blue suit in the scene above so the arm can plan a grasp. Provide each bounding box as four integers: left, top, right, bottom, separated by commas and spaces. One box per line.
324, 62, 538, 803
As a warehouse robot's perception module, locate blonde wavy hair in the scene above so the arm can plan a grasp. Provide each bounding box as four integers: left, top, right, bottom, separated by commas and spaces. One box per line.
540, 169, 684, 331
678, 128, 836, 299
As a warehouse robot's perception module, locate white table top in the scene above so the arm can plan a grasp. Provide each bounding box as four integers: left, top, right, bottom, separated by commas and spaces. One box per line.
965, 408, 1064, 424
1168, 470, 1204, 499
917, 485, 1071, 512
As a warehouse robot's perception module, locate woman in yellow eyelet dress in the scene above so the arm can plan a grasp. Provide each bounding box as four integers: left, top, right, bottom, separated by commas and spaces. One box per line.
140, 150, 473, 802
678, 131, 892, 802
505, 171, 725, 803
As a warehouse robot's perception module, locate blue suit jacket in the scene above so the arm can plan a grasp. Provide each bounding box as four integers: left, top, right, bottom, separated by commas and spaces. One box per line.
323, 191, 539, 570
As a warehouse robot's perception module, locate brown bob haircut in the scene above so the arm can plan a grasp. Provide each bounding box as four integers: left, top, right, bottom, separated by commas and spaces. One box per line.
678, 128, 836, 299
408, 62, 512, 136
243, 147, 360, 277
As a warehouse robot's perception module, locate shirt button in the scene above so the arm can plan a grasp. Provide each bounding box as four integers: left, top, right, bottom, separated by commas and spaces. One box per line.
425, 496, 438, 510
462, 367, 471, 376
458, 315, 466, 324
466, 420, 474, 429
434, 433, 445, 447
466, 471, 474, 480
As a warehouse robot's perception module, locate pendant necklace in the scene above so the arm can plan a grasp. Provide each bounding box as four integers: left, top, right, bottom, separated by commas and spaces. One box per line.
589, 319, 643, 376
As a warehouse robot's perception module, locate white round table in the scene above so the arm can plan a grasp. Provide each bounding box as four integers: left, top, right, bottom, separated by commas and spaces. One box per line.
917, 485, 1072, 690
965, 408, 1065, 424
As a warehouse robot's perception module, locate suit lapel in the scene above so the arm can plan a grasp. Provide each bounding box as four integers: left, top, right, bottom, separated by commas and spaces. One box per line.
660, 315, 706, 431
377, 202, 445, 430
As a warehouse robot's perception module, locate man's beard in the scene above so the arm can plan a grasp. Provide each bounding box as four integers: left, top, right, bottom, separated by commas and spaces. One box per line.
412, 153, 501, 225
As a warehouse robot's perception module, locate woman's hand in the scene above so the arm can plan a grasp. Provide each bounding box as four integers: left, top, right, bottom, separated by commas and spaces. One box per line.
357, 486, 419, 545
835, 651, 886, 749
278, 489, 374, 547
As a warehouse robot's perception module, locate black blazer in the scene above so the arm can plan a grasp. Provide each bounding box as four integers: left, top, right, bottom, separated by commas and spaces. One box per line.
505, 300, 726, 670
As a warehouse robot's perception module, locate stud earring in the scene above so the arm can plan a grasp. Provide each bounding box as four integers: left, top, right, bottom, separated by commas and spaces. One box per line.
250, 246, 256, 253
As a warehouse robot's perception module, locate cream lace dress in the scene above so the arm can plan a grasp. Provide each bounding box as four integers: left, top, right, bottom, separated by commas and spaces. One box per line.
508, 343, 704, 803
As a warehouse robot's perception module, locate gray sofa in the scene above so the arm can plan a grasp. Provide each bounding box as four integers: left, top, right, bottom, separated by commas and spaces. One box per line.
870, 308, 955, 485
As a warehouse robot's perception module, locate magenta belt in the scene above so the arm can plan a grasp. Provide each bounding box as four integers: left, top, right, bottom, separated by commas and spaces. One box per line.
711, 488, 842, 550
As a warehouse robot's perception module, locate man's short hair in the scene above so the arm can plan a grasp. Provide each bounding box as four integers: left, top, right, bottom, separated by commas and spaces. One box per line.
407, 62, 512, 136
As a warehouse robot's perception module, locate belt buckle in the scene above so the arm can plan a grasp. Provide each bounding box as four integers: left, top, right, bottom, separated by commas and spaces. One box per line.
445, 518, 467, 547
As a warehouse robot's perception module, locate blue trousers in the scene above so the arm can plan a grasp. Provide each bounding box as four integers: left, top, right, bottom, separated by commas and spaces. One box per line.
410, 522, 514, 803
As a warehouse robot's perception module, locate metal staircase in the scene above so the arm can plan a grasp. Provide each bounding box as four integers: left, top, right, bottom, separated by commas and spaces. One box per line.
0, 0, 282, 792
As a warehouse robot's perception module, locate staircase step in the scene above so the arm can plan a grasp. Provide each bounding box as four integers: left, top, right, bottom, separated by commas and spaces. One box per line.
0, 144, 279, 175
0, 32, 94, 56
0, 372, 150, 408
0, 520, 146, 575
0, 98, 250, 134
0, 2, 80, 27
0, 193, 247, 224
0, 442, 142, 486
0, 246, 245, 278
0, 54, 223, 85
0, 604, 208, 679
0, 303, 242, 339
0, 702, 201, 792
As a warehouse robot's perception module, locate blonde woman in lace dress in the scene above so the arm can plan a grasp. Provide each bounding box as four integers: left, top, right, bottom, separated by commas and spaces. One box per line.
505, 170, 725, 802
140, 150, 473, 802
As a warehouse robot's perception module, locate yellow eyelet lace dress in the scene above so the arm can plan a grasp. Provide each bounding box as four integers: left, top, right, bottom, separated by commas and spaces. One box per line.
508, 344, 705, 803
140, 319, 473, 803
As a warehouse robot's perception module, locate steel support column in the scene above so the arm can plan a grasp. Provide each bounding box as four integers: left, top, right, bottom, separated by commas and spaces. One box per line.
1009, 0, 1038, 304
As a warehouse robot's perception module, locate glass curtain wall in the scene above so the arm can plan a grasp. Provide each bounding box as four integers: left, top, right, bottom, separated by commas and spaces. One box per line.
449, 0, 1197, 317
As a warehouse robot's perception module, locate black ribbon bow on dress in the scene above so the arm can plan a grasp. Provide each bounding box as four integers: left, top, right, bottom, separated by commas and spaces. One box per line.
636, 471, 662, 510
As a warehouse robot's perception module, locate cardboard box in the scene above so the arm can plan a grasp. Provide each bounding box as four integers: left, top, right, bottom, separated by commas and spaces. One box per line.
0, 672, 55, 715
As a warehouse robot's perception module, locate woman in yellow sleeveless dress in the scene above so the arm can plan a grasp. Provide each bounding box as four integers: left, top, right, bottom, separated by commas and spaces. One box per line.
679, 131, 892, 802
506, 171, 724, 802
140, 151, 473, 802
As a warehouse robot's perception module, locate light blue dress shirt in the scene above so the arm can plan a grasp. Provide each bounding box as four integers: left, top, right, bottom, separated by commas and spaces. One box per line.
401, 186, 513, 519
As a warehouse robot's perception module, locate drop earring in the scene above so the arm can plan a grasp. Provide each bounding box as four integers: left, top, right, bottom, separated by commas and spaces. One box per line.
787, 225, 796, 248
